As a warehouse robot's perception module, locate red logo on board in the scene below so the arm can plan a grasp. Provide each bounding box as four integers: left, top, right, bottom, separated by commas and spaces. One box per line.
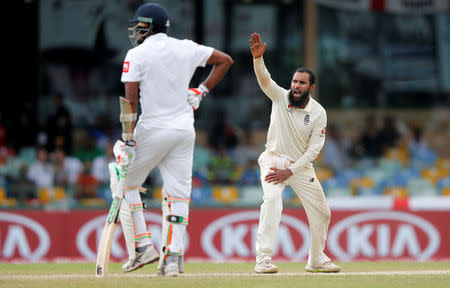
123, 61, 130, 73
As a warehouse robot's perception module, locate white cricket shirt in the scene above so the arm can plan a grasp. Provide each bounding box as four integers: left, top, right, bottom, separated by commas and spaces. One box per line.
253, 57, 327, 174
121, 33, 214, 130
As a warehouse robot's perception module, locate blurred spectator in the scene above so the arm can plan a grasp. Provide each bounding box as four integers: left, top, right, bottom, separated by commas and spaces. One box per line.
238, 159, 260, 186
408, 124, 429, 156
357, 114, 383, 158
207, 146, 237, 185
0, 121, 15, 165
52, 146, 83, 187
46, 92, 73, 154
92, 141, 115, 184
75, 161, 99, 199
322, 124, 351, 172
89, 115, 112, 150
193, 143, 213, 177
231, 130, 261, 167
10, 110, 37, 151
36, 120, 49, 147
378, 115, 401, 152
26, 146, 54, 190
74, 132, 104, 163
208, 108, 238, 151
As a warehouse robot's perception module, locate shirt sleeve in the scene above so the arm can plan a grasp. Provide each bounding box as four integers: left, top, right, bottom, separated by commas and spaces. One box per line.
253, 57, 285, 101
186, 40, 214, 68
121, 50, 141, 83
289, 109, 327, 174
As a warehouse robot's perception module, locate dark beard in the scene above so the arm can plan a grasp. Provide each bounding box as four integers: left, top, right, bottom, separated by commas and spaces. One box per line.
289, 88, 310, 108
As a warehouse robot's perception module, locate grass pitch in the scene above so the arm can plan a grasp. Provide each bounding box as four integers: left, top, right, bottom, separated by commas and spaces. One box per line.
1, 261, 449, 288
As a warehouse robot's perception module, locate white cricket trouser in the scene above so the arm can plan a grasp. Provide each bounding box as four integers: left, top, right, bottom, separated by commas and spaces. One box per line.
255, 150, 331, 267
122, 121, 195, 254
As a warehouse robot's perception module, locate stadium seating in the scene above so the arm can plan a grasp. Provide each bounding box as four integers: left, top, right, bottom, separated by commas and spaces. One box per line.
239, 185, 263, 206
212, 186, 239, 204
421, 167, 448, 185
190, 186, 213, 205
407, 178, 438, 197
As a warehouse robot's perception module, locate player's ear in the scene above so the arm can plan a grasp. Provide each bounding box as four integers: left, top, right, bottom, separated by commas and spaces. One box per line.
310, 83, 316, 93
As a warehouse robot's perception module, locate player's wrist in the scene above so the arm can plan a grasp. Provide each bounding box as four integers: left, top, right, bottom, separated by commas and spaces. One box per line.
123, 140, 136, 147
198, 84, 209, 98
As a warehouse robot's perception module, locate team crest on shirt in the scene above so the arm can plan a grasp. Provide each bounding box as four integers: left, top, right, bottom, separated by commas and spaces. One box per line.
123, 61, 130, 73
287, 104, 291, 112
320, 126, 326, 137
304, 114, 310, 125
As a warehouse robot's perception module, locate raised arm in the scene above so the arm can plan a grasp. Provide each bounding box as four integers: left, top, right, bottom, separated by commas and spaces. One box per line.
250, 33, 284, 100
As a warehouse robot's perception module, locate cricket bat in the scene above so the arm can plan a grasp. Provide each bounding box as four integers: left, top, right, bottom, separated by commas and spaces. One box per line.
96, 97, 135, 277
95, 193, 122, 277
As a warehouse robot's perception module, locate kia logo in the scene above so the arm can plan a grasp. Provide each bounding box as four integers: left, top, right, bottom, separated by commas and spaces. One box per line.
201, 211, 310, 260
0, 212, 50, 261
77, 212, 189, 260
328, 211, 440, 261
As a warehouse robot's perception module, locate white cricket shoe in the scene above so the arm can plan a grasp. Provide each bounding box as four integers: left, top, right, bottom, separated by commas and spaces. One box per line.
255, 257, 278, 274
305, 261, 341, 273
122, 245, 159, 272
163, 262, 180, 277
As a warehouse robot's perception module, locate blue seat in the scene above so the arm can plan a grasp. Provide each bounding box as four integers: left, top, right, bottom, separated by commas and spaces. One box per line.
322, 177, 347, 190
410, 149, 437, 167
379, 176, 408, 190
437, 177, 450, 189
336, 169, 363, 185
357, 186, 382, 196
378, 158, 402, 177
238, 169, 260, 185
190, 186, 213, 205
364, 168, 390, 186
395, 168, 420, 180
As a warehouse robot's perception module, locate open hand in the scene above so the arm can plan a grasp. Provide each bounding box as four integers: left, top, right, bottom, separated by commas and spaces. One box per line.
265, 167, 293, 184
249, 33, 266, 58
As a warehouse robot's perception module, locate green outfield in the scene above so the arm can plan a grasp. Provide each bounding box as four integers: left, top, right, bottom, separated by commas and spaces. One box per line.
1, 262, 449, 288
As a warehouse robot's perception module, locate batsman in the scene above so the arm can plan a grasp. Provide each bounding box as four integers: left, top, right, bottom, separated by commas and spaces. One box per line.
112, 2, 233, 277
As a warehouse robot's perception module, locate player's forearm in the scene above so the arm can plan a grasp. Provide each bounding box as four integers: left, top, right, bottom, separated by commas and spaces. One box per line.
253, 57, 271, 89
289, 148, 321, 174
202, 56, 233, 90
124, 82, 139, 114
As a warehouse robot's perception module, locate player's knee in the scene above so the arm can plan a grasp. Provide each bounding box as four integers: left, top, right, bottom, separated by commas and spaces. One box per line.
262, 191, 282, 206
321, 206, 331, 223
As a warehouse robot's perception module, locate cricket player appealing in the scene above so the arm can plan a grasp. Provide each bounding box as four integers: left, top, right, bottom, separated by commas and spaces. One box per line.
114, 3, 233, 276
249, 33, 340, 274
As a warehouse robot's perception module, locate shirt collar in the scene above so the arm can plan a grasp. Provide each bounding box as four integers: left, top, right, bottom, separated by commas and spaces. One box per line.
143, 32, 167, 43
303, 97, 313, 112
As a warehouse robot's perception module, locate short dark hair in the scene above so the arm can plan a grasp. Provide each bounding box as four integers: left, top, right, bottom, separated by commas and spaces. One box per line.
294, 67, 316, 85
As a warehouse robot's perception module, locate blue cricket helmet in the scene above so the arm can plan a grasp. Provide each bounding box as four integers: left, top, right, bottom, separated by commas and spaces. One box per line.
130, 3, 170, 28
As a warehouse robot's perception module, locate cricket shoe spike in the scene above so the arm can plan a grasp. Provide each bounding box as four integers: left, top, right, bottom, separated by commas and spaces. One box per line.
305, 261, 341, 273
122, 245, 159, 272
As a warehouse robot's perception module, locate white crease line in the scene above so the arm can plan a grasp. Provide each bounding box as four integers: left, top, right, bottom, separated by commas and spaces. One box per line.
1, 270, 449, 280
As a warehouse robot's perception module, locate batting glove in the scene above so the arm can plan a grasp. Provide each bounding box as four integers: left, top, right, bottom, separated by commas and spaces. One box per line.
108, 162, 123, 199
187, 84, 209, 110
113, 140, 135, 169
